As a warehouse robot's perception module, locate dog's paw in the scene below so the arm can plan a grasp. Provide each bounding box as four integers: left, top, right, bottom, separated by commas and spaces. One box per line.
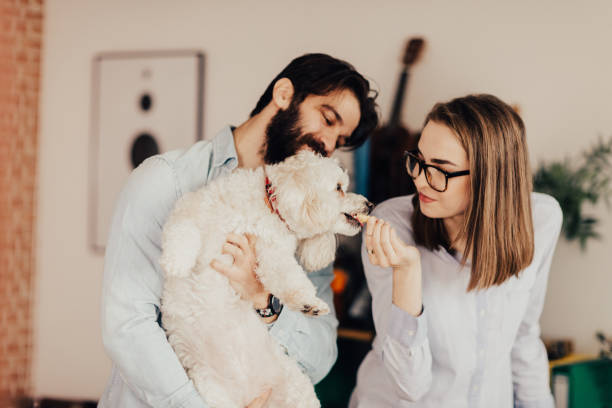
299, 298, 329, 316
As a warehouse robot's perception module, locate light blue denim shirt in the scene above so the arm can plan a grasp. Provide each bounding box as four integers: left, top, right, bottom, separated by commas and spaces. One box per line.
99, 126, 338, 408
350, 193, 562, 408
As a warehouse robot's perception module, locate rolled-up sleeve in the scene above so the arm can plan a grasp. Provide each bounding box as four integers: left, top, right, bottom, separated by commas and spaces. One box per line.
511, 195, 563, 408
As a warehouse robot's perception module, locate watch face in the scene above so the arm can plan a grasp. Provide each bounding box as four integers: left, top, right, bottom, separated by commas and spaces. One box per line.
271, 295, 283, 314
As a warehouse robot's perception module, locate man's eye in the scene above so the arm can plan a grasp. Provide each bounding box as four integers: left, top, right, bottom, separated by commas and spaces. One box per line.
323, 114, 333, 126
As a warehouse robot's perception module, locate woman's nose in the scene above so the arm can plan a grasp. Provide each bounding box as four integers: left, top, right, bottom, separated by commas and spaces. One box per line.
412, 169, 429, 189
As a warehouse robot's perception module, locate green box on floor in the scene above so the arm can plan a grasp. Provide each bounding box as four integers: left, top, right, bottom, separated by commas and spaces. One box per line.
551, 358, 612, 408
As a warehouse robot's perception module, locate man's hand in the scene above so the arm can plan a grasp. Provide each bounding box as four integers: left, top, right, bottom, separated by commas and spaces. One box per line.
210, 233, 269, 309
246, 389, 272, 408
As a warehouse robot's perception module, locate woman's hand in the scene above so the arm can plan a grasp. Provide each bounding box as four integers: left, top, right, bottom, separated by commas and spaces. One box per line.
364, 217, 423, 317
246, 389, 272, 408
364, 217, 420, 269
210, 233, 269, 310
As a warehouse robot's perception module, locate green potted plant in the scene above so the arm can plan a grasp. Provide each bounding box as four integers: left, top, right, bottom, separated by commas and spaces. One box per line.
533, 136, 612, 249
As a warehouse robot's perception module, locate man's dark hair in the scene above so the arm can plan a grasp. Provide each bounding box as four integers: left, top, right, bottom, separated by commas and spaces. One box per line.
250, 53, 379, 150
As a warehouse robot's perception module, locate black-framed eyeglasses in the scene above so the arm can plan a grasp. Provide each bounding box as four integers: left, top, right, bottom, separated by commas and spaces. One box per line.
404, 150, 470, 192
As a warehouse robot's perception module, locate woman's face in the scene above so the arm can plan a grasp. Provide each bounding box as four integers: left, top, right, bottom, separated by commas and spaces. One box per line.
413, 121, 471, 220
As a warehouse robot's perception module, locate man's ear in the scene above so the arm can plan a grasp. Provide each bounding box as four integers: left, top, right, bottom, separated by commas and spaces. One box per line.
271, 77, 294, 110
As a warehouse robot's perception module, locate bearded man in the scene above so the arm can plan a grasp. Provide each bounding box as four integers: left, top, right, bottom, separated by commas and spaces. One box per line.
99, 53, 379, 408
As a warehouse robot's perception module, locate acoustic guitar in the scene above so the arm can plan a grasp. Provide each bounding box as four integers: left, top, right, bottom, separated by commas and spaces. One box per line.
368, 37, 425, 204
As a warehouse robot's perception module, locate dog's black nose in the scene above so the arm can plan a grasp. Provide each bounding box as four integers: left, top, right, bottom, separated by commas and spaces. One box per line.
365, 201, 374, 213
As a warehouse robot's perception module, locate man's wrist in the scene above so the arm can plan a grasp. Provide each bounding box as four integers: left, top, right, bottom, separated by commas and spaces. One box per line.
255, 294, 283, 319
252, 291, 270, 309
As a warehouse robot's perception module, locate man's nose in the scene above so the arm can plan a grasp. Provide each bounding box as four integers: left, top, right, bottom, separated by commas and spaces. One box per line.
322, 130, 339, 155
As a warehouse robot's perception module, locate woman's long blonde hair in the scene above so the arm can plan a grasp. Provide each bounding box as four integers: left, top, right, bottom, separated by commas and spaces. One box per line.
412, 94, 534, 291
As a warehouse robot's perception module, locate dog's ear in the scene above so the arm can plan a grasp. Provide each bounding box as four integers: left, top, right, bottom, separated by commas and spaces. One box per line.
271, 151, 337, 237
296, 232, 337, 272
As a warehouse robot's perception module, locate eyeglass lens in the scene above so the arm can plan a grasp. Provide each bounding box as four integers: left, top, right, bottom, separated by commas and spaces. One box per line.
406, 154, 447, 192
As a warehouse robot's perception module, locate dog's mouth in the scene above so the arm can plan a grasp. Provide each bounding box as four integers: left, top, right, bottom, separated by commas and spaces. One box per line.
344, 213, 364, 228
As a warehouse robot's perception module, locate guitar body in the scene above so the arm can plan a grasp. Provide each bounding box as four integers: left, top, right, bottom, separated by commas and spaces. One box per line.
369, 125, 417, 205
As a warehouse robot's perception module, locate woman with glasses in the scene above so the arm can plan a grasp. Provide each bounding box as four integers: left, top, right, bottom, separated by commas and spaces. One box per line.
350, 94, 562, 408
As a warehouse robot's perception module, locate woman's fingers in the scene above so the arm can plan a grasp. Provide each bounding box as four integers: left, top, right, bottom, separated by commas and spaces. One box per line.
372, 218, 390, 267
389, 228, 405, 250
364, 217, 408, 268
380, 222, 398, 263
364, 217, 376, 263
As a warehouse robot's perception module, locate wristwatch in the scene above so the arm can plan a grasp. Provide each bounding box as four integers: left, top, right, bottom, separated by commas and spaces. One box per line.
255, 294, 283, 318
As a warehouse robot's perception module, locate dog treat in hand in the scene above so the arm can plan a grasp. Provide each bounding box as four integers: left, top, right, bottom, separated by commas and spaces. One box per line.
355, 214, 371, 225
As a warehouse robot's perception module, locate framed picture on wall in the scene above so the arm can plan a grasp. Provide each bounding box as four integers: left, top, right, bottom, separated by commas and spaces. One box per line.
89, 50, 205, 252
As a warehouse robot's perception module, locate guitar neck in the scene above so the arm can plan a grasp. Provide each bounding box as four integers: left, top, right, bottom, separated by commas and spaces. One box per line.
388, 67, 409, 127
387, 37, 424, 128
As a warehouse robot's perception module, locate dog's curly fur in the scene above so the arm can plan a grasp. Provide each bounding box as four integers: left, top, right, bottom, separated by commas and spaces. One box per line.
159, 151, 370, 408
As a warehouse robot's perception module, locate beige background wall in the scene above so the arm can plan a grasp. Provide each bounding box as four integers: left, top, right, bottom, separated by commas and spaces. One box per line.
33, 0, 612, 400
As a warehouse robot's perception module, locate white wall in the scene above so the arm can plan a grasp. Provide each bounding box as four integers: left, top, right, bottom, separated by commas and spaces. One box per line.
34, 0, 612, 399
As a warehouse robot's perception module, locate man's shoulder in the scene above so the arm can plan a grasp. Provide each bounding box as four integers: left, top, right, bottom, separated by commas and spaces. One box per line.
119, 155, 181, 217
115, 140, 207, 210
157, 126, 237, 194
158, 139, 213, 178
142, 139, 215, 198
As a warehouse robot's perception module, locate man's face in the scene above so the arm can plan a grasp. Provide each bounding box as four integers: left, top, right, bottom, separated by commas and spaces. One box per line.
263, 88, 361, 164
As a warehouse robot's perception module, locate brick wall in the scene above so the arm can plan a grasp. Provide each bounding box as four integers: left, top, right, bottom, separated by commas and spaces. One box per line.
0, 0, 43, 405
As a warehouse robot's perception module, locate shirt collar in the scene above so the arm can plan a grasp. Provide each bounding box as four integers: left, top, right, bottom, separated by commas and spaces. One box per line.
211, 125, 239, 169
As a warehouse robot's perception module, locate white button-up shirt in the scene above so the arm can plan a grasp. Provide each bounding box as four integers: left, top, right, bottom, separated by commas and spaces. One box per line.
350, 193, 562, 408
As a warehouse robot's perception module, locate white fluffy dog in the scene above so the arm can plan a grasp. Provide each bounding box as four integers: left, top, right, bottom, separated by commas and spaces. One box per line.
159, 150, 371, 408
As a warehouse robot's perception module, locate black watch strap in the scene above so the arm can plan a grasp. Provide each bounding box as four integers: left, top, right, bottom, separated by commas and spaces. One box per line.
255, 294, 283, 318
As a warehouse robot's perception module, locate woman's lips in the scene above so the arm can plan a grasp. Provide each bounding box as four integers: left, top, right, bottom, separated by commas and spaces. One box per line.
419, 192, 435, 203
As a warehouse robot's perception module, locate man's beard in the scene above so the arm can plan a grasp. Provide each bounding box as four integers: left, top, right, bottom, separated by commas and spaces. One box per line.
262, 101, 327, 164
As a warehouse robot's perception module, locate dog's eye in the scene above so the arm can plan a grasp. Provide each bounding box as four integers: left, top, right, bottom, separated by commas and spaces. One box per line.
336, 183, 343, 192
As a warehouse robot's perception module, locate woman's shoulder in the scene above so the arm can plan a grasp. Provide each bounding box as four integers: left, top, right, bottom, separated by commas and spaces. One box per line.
530, 192, 563, 253
531, 192, 563, 231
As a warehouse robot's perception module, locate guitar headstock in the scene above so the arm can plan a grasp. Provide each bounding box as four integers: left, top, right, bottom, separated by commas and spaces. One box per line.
402, 37, 425, 67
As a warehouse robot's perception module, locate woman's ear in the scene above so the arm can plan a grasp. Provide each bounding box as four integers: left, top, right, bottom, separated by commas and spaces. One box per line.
271, 77, 294, 110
